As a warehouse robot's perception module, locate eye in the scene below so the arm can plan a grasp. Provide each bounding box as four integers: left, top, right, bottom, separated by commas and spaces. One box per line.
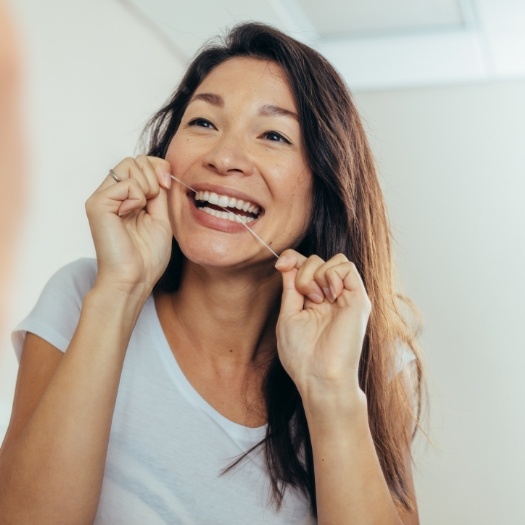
262, 131, 291, 144
188, 118, 216, 129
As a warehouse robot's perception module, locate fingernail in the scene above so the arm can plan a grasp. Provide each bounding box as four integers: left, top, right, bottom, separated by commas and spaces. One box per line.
329, 285, 337, 302
322, 287, 334, 303
163, 173, 172, 189
308, 292, 324, 303
275, 254, 290, 269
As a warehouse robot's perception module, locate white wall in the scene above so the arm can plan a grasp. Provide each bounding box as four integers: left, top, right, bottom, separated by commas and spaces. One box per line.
2, 1, 524, 524
0, 0, 184, 431
355, 82, 525, 524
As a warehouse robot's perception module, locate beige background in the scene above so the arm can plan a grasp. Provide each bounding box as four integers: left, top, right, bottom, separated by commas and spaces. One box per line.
2, 1, 524, 523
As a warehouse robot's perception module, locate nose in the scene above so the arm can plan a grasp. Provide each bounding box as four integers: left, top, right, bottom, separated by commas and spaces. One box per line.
203, 130, 254, 177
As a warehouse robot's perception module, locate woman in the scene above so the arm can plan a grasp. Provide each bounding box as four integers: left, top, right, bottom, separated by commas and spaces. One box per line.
0, 23, 423, 524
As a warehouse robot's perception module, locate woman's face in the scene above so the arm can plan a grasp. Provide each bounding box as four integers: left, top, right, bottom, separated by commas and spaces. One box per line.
165, 57, 313, 268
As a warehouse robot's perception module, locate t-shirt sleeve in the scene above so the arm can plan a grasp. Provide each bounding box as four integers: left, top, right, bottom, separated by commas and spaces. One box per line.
12, 258, 98, 361
395, 341, 416, 372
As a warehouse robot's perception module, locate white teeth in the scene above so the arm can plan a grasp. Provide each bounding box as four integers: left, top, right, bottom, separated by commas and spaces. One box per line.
217, 195, 229, 207
199, 205, 256, 224
194, 190, 261, 216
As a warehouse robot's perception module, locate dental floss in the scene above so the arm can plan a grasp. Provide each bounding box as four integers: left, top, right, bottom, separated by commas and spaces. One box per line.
169, 175, 279, 259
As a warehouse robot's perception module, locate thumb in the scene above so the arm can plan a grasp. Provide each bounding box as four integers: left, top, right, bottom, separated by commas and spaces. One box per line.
279, 268, 304, 316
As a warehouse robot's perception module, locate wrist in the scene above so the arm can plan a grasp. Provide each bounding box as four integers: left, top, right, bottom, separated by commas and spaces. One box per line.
300, 378, 368, 424
85, 282, 150, 324
92, 273, 153, 304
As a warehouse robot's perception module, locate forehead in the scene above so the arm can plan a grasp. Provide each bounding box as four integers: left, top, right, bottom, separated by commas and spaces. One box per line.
195, 57, 296, 109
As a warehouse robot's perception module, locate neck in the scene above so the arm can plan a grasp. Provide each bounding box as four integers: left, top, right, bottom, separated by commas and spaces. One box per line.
161, 259, 282, 366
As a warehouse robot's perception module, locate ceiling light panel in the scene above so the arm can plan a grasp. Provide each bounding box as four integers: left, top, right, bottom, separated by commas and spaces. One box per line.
289, 0, 465, 36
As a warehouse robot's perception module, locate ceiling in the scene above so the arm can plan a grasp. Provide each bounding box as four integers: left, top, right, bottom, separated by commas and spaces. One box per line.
119, 0, 525, 91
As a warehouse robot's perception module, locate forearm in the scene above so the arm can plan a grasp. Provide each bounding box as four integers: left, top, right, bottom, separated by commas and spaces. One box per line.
0, 286, 147, 525
304, 389, 403, 525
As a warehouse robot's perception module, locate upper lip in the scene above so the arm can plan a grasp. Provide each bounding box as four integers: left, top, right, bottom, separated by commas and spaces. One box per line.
184, 182, 265, 213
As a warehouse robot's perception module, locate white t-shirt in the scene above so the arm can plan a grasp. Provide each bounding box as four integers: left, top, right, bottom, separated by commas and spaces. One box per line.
13, 259, 316, 525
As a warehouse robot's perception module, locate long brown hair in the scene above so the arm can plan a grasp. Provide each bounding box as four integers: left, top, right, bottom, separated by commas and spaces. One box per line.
144, 22, 424, 516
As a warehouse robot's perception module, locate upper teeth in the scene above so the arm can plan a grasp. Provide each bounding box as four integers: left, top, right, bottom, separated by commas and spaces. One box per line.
194, 191, 261, 215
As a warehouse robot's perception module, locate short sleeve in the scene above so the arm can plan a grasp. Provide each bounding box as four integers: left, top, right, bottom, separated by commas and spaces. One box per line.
12, 258, 97, 361
395, 342, 416, 373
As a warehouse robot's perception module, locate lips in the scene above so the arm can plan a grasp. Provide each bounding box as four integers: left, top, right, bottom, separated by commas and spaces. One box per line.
193, 190, 262, 224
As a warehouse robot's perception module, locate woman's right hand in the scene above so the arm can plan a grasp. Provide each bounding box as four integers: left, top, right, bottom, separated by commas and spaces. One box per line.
85, 155, 173, 298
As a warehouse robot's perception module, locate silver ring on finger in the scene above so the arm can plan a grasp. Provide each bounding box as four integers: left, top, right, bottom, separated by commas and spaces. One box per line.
109, 169, 121, 183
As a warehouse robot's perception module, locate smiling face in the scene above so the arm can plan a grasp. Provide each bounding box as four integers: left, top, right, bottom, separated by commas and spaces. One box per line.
165, 57, 313, 268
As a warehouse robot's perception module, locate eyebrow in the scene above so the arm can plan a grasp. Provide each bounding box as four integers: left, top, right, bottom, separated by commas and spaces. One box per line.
189, 93, 299, 121
190, 93, 224, 107
259, 104, 299, 122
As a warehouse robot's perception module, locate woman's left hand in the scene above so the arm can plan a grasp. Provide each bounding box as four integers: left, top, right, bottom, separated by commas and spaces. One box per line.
275, 249, 371, 403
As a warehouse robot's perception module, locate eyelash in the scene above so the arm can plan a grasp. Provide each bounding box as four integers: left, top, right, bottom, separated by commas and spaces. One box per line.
188, 118, 215, 129
187, 118, 292, 145
262, 131, 291, 144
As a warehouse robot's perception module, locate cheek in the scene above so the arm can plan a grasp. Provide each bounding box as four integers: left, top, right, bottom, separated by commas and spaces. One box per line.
165, 137, 191, 174
288, 170, 313, 210
278, 169, 313, 235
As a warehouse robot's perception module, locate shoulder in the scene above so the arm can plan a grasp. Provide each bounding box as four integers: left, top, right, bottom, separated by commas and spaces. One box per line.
12, 258, 98, 358
46, 258, 97, 296
394, 341, 416, 373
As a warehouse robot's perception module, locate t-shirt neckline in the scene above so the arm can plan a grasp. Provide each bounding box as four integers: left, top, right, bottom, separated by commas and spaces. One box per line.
145, 295, 268, 443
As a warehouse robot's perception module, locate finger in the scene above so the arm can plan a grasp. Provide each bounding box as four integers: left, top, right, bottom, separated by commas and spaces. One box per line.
325, 262, 370, 309
101, 157, 171, 217
100, 157, 153, 197
136, 155, 174, 196
97, 168, 125, 192
135, 155, 157, 196
145, 180, 169, 222
279, 268, 305, 316
97, 156, 171, 193
275, 250, 325, 304
294, 254, 328, 303
312, 253, 350, 302
86, 178, 147, 227
274, 248, 306, 272
97, 157, 138, 191
148, 156, 172, 190
114, 179, 148, 216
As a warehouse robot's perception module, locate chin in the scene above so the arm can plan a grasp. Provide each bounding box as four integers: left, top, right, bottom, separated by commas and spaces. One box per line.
177, 235, 255, 269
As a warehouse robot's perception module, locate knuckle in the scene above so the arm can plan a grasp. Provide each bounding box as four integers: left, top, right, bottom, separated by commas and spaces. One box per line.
314, 265, 329, 283
333, 253, 349, 263
280, 248, 296, 259
307, 254, 325, 265
295, 273, 318, 294
148, 156, 170, 171
128, 177, 140, 188
344, 261, 358, 274
135, 155, 151, 173
120, 156, 135, 168
323, 266, 337, 280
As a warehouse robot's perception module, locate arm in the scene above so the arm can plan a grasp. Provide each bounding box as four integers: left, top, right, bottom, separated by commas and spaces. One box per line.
0, 156, 173, 525
275, 250, 419, 525
0, 290, 148, 525
303, 385, 418, 525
